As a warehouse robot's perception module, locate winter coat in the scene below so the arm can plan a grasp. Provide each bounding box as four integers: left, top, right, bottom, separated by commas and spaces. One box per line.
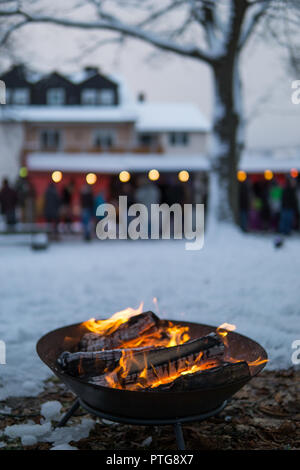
44, 185, 60, 220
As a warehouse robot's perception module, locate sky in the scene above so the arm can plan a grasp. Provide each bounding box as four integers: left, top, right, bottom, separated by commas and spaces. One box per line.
7, 7, 300, 151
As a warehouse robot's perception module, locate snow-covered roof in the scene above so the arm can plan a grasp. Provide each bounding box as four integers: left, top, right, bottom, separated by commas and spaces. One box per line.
241, 154, 300, 172
0, 106, 138, 123
0, 102, 210, 132
27, 153, 209, 173
26, 151, 300, 174
66, 69, 98, 84
135, 103, 210, 132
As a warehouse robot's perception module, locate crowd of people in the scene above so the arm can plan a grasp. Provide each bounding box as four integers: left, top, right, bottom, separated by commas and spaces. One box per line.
0, 176, 167, 241
1, 174, 300, 239
239, 177, 300, 234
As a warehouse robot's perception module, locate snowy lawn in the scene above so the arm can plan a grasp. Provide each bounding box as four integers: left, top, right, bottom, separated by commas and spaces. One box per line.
0, 228, 299, 400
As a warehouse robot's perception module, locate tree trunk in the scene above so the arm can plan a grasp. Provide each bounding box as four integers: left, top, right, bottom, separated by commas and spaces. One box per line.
208, 55, 245, 226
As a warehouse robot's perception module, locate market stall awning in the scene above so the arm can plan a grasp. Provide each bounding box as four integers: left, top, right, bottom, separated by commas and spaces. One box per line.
26, 152, 300, 174
27, 153, 210, 173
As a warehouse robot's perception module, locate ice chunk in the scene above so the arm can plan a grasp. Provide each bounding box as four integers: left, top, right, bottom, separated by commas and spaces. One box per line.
4, 422, 51, 439
21, 435, 37, 446
44, 418, 95, 446
41, 401, 62, 422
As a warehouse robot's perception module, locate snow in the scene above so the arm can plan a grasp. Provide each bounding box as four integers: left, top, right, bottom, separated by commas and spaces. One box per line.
41, 401, 62, 422
0, 105, 138, 123
21, 435, 38, 446
0, 102, 210, 132
135, 102, 210, 132
27, 153, 209, 174
4, 414, 94, 448
26, 151, 300, 175
0, 228, 299, 403
5, 422, 52, 439
27, 146, 300, 175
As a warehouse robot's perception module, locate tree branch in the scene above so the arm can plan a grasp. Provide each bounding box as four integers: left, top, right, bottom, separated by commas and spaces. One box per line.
1, 6, 217, 63
238, 0, 270, 49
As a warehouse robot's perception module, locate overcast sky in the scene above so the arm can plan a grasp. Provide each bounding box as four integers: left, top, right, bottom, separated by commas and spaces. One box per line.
10, 16, 300, 151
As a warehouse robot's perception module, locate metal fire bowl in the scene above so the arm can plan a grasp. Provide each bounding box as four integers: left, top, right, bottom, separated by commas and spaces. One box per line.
36, 320, 268, 419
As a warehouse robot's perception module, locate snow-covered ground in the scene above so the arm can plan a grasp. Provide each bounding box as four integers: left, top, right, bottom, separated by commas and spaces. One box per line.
0, 229, 299, 401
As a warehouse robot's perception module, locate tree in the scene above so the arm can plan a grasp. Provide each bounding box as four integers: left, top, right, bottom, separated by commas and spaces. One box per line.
0, 0, 298, 224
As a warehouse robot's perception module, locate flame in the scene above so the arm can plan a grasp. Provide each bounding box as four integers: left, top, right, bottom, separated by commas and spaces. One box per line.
153, 297, 160, 316
79, 306, 266, 391
217, 323, 236, 337
217, 323, 236, 348
82, 303, 144, 336
247, 357, 268, 367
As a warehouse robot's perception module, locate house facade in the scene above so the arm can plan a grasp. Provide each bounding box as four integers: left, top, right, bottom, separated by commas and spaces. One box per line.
0, 65, 211, 212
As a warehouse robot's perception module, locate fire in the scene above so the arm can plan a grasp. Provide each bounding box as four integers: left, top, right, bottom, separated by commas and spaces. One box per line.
83, 303, 144, 336
217, 323, 236, 337
79, 307, 267, 391
217, 323, 236, 348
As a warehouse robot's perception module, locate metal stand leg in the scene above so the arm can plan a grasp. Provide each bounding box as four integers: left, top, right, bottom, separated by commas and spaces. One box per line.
57, 399, 80, 427
174, 422, 185, 450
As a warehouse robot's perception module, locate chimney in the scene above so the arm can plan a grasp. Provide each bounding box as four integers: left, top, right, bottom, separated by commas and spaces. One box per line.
84, 66, 99, 75
137, 92, 146, 103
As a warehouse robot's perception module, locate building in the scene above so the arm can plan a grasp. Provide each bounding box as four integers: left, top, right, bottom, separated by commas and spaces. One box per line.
1, 65, 300, 224
0, 65, 211, 216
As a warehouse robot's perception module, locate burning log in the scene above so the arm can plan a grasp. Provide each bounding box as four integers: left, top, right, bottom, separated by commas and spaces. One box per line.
79, 311, 160, 352
125, 332, 224, 377
57, 345, 160, 377
149, 361, 251, 392
91, 333, 225, 389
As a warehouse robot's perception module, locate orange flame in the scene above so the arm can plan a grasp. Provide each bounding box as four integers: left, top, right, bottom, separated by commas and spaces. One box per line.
79, 306, 267, 391
82, 303, 144, 336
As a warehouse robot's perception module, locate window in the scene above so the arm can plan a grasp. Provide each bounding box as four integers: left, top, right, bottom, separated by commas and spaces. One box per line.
99, 89, 114, 105
81, 89, 98, 105
169, 132, 189, 146
93, 129, 115, 149
40, 129, 61, 150
81, 88, 115, 106
3, 88, 11, 105
138, 134, 154, 146
47, 88, 65, 106
12, 88, 30, 105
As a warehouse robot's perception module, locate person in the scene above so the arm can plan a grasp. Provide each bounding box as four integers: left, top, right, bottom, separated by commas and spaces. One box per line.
0, 178, 18, 227
260, 183, 271, 231
44, 182, 60, 234
134, 177, 161, 236
80, 184, 95, 241
269, 180, 283, 231
279, 178, 298, 235
238, 180, 250, 232
61, 180, 75, 232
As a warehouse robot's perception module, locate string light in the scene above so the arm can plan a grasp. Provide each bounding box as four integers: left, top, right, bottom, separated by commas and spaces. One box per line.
86, 173, 97, 185
19, 167, 28, 178
290, 168, 298, 179
178, 170, 190, 182
51, 171, 62, 183
148, 169, 160, 181
264, 169, 273, 181
237, 170, 247, 182
119, 171, 131, 183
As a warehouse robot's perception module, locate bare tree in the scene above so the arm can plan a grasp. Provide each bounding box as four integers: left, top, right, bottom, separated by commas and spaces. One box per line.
0, 0, 298, 224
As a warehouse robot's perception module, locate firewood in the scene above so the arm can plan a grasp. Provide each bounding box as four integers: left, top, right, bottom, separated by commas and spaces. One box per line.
57, 346, 160, 377
149, 361, 251, 391
91, 333, 225, 389
79, 311, 160, 352
124, 332, 224, 377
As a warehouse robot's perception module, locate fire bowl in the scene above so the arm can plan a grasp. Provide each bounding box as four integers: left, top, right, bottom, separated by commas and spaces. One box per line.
36, 320, 267, 419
